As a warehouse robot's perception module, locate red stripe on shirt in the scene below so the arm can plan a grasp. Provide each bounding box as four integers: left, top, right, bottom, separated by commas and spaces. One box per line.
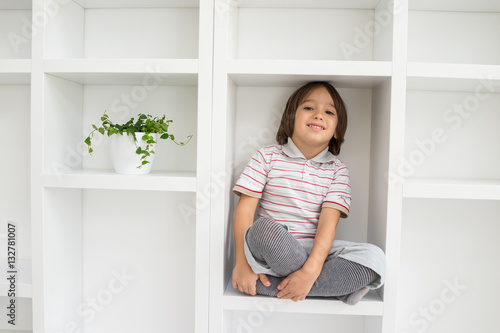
263, 190, 323, 206
261, 199, 321, 215
241, 172, 265, 186
266, 183, 325, 197
327, 190, 351, 196
268, 176, 330, 190
248, 165, 267, 177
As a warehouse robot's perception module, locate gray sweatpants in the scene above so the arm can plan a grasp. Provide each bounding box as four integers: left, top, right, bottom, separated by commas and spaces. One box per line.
244, 217, 385, 298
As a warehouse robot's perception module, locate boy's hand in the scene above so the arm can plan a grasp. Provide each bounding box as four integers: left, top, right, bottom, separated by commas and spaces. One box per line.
277, 268, 316, 302
232, 263, 271, 296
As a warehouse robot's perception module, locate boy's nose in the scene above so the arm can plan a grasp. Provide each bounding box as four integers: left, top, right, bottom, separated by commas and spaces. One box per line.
313, 112, 323, 120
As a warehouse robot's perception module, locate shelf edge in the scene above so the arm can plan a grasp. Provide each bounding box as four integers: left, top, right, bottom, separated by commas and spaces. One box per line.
407, 62, 500, 81
403, 179, 500, 200
223, 280, 383, 316
0, 283, 32, 298
0, 59, 31, 73
44, 58, 199, 74
228, 60, 393, 77
43, 171, 197, 192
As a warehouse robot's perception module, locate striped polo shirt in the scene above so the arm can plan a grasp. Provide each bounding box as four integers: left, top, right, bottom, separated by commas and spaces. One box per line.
233, 138, 351, 239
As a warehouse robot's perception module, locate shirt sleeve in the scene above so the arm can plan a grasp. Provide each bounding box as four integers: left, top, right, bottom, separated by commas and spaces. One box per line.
233, 147, 271, 198
322, 163, 351, 218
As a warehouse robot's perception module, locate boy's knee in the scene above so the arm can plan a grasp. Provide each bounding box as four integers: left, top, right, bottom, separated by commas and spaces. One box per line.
251, 217, 278, 234
247, 217, 281, 246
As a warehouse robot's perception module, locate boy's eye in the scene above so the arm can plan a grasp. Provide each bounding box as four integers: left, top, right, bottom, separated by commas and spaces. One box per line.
304, 106, 313, 111
326, 111, 335, 115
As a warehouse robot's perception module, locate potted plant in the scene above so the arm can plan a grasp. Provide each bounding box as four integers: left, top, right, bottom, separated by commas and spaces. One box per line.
84, 112, 192, 175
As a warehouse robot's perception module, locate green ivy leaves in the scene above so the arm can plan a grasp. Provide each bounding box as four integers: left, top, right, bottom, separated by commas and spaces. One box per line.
84, 111, 193, 169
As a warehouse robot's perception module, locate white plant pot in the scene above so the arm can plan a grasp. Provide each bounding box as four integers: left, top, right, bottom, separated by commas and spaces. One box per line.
109, 132, 158, 175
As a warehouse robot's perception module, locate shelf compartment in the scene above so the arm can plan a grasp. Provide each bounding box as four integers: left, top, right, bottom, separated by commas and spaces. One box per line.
224, 280, 383, 316
43, 74, 197, 176
45, 2, 199, 59
228, 60, 392, 88
42, 188, 196, 332
408, 10, 500, 65
0, 5, 32, 59
214, 79, 393, 328
403, 178, 500, 201
43, 170, 196, 192
219, 0, 394, 62
403, 89, 500, 181
398, 198, 500, 332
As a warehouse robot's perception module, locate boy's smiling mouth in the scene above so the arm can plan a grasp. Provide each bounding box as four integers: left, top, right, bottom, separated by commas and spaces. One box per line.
307, 123, 325, 130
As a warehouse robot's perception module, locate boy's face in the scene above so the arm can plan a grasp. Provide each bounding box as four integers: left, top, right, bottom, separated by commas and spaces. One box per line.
292, 86, 338, 153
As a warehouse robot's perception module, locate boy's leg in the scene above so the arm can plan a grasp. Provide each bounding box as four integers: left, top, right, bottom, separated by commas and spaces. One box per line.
247, 217, 378, 303
307, 257, 377, 304
256, 257, 377, 303
246, 217, 308, 277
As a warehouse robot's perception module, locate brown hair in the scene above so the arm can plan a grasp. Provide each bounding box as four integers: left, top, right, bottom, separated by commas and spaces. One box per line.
276, 81, 348, 156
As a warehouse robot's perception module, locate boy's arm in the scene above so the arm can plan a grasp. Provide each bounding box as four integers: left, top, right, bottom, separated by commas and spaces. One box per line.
277, 207, 340, 301
232, 194, 270, 295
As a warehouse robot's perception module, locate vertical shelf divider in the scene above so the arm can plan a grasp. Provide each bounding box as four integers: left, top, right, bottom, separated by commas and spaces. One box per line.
381, 0, 409, 332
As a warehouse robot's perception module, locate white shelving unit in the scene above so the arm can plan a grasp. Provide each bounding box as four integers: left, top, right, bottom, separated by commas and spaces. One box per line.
2, 0, 497, 332
28, 0, 213, 333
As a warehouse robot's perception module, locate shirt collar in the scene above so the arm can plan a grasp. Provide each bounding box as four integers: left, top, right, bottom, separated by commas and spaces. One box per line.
282, 137, 336, 163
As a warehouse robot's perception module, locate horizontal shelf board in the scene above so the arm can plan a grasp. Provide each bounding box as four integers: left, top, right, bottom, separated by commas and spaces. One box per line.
73, 0, 199, 8
223, 280, 383, 316
407, 62, 500, 93
0, 283, 32, 298
0, 0, 31, 9
409, 0, 500, 12
44, 59, 198, 73
408, 62, 500, 80
44, 59, 198, 85
0, 59, 31, 72
43, 170, 197, 192
403, 178, 500, 200
229, 60, 392, 76
45, 72, 197, 86
0, 73, 30, 84
237, 0, 380, 9
228, 60, 392, 88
